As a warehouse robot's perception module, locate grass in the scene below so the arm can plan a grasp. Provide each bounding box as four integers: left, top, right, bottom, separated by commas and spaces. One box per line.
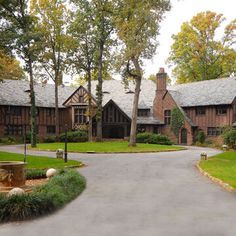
199, 151, 236, 188
30, 141, 184, 153
0, 151, 82, 169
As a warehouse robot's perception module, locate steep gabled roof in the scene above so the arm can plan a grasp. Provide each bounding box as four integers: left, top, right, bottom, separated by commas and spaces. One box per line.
168, 77, 236, 107
89, 80, 156, 118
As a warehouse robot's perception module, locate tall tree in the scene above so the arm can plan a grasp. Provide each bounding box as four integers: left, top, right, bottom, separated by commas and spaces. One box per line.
115, 0, 170, 146
168, 11, 236, 83
0, 0, 40, 147
69, 0, 97, 142
93, 0, 114, 142
0, 50, 25, 81
31, 0, 71, 137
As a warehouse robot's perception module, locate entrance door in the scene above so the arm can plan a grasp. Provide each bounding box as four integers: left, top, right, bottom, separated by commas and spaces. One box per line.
103, 125, 125, 139
181, 128, 187, 145
109, 126, 124, 138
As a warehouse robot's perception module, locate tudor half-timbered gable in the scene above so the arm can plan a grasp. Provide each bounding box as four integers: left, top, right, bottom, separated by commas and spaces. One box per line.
63, 86, 96, 131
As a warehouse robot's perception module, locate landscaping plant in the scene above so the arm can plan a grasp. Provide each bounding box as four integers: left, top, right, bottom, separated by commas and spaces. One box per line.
0, 170, 86, 222
136, 132, 172, 145
223, 129, 236, 148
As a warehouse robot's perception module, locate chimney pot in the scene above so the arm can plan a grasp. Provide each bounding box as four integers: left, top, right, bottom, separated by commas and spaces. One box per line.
156, 67, 167, 92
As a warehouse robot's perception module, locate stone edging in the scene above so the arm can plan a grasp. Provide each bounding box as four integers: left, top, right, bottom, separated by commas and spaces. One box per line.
196, 161, 235, 193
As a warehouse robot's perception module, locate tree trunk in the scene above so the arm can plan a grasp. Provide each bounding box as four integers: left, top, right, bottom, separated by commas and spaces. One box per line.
55, 76, 60, 138
96, 42, 103, 142
129, 58, 142, 147
28, 57, 37, 148
88, 68, 93, 142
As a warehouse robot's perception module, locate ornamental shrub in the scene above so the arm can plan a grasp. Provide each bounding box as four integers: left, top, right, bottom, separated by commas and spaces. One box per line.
43, 136, 56, 143
136, 132, 172, 145
196, 131, 206, 144
0, 170, 86, 222
136, 132, 152, 143
223, 129, 236, 148
59, 131, 88, 142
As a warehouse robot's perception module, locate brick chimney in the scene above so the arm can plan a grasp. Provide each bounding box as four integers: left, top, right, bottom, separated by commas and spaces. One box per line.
156, 67, 167, 92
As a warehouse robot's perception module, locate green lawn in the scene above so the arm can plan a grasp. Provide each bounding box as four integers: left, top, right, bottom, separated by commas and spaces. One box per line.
0, 151, 82, 169
199, 151, 236, 188
30, 141, 184, 153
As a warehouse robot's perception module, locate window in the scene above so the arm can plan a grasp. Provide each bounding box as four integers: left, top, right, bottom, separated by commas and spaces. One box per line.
138, 109, 150, 117
5, 125, 23, 135
47, 125, 56, 134
164, 110, 171, 125
137, 125, 146, 133
74, 108, 87, 124
153, 127, 159, 134
207, 127, 223, 136
46, 108, 55, 117
6, 106, 22, 116
196, 107, 206, 116
216, 106, 227, 115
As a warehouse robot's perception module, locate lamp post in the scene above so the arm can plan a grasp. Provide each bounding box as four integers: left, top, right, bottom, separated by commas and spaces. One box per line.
23, 124, 27, 163
64, 124, 68, 163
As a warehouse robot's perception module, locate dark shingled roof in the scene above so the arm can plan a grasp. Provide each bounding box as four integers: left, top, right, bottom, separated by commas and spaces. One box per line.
1, 77, 235, 126
168, 77, 236, 107
0, 80, 76, 108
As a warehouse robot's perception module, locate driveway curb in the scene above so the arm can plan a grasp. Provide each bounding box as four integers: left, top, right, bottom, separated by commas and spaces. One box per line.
196, 161, 235, 193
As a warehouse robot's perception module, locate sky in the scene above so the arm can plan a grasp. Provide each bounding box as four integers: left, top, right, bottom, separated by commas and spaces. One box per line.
143, 0, 236, 80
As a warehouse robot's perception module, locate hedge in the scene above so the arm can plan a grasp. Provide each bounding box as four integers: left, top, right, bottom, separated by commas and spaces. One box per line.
136, 132, 172, 145
59, 131, 88, 142
0, 169, 86, 222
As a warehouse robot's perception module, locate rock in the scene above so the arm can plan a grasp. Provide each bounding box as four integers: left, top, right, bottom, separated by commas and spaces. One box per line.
46, 168, 57, 178
8, 187, 25, 196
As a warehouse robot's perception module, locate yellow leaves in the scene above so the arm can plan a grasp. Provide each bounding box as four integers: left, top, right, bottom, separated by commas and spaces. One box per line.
0, 51, 25, 80
168, 11, 236, 83
117, 0, 170, 55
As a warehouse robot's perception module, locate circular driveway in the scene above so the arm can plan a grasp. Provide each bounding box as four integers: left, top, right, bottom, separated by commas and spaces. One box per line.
0, 146, 236, 236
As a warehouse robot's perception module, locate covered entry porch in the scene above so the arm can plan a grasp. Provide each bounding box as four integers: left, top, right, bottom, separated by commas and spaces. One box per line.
101, 100, 131, 139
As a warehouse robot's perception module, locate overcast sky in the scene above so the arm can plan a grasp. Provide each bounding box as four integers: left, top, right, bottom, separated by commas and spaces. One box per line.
143, 0, 236, 80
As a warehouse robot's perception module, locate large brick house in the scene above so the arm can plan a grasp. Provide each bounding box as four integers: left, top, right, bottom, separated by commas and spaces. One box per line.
0, 69, 235, 145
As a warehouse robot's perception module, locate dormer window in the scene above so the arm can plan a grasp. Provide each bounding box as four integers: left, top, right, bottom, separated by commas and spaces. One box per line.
125, 90, 134, 94
138, 109, 150, 117
196, 107, 206, 116
6, 106, 22, 116
216, 106, 227, 115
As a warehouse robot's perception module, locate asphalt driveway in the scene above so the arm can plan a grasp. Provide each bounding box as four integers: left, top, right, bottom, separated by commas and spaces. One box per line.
0, 145, 236, 236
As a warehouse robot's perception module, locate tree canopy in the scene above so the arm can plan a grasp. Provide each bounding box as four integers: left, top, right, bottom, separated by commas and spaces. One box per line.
0, 50, 25, 81
114, 0, 171, 146
0, 0, 41, 147
168, 11, 236, 84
